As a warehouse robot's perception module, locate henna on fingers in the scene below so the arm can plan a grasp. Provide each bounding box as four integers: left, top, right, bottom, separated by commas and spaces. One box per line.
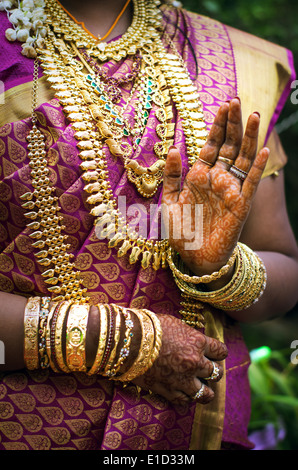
162, 98, 270, 279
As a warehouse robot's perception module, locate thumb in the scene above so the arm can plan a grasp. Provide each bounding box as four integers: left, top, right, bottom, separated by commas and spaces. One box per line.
162, 146, 182, 205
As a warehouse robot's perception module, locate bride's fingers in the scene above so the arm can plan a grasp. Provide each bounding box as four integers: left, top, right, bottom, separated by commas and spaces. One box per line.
241, 147, 270, 200
233, 112, 260, 174
198, 102, 229, 166
162, 146, 182, 205
214, 97, 243, 170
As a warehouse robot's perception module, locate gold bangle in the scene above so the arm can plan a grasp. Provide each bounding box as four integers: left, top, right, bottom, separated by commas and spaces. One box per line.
46, 302, 59, 372
142, 309, 162, 370
117, 309, 155, 382
172, 243, 267, 312
54, 301, 73, 373
87, 304, 109, 376
102, 304, 122, 376
167, 245, 238, 284
38, 297, 51, 369
24, 297, 41, 370
66, 303, 89, 372
107, 307, 134, 378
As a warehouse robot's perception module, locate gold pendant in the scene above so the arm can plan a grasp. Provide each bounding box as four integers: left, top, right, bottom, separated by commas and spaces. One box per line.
124, 159, 166, 198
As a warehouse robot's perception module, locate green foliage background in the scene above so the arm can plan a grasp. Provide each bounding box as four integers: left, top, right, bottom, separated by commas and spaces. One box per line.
182, 0, 298, 450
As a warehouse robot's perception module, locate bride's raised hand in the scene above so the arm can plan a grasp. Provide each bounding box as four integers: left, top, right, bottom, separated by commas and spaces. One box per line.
162, 98, 270, 276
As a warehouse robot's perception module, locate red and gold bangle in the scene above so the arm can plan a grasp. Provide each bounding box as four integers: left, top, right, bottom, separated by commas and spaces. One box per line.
102, 304, 122, 377
65, 303, 89, 372
87, 304, 109, 376
24, 296, 41, 370
97, 304, 115, 374
107, 306, 134, 378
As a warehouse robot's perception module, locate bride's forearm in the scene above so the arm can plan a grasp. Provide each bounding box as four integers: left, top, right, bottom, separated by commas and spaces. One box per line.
0, 292, 27, 371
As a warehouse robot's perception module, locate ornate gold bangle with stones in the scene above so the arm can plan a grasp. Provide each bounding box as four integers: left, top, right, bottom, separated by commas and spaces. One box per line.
107, 307, 134, 378
24, 297, 41, 370
167, 245, 238, 284
117, 309, 156, 382
87, 304, 109, 376
38, 296, 51, 369
102, 304, 122, 377
65, 303, 89, 372
54, 301, 73, 373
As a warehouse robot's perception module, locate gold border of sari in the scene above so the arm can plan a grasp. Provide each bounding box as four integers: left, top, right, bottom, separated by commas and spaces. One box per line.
189, 28, 293, 451
189, 309, 226, 451
0, 76, 54, 126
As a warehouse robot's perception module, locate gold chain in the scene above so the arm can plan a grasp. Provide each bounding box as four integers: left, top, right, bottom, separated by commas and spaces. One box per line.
23, 0, 209, 302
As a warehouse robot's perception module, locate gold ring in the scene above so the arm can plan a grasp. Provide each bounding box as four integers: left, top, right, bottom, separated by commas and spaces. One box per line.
198, 158, 213, 167
229, 165, 247, 181
218, 156, 234, 166
192, 384, 205, 401
205, 361, 220, 381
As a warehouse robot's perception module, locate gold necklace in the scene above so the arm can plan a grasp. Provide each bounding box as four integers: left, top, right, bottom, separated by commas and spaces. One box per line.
23, 0, 208, 303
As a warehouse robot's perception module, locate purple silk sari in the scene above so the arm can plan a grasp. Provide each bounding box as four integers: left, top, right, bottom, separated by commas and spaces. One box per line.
0, 7, 291, 450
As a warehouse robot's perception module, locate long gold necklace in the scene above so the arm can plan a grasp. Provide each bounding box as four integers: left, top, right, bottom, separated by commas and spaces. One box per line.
22, 0, 208, 306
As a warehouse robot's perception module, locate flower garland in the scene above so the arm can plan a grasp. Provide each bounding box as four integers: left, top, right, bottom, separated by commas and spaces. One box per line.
2, 0, 47, 57
2, 0, 183, 58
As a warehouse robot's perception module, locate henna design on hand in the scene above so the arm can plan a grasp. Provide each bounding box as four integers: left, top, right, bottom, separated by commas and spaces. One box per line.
132, 314, 228, 405
162, 98, 270, 276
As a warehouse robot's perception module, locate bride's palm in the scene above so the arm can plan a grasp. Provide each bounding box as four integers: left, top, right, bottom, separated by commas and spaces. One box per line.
162, 98, 269, 275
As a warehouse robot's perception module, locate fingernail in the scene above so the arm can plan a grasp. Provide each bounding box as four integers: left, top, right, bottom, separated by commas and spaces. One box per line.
168, 145, 177, 151
253, 111, 260, 117
233, 96, 241, 103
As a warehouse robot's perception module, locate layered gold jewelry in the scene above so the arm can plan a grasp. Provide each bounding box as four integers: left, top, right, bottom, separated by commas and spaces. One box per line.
23, 300, 162, 380
171, 242, 267, 312
23, 0, 208, 290
24, 297, 41, 370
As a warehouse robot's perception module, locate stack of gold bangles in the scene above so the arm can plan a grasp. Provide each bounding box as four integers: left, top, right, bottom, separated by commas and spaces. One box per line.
24, 299, 162, 381
167, 242, 267, 311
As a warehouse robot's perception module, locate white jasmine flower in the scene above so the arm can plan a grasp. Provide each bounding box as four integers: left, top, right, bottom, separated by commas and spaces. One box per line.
38, 27, 47, 38
9, 9, 26, 25
16, 28, 30, 42
0, 1, 13, 11
32, 19, 43, 31
5, 27, 17, 41
22, 0, 35, 10
21, 43, 37, 58
36, 37, 45, 48
25, 36, 35, 44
